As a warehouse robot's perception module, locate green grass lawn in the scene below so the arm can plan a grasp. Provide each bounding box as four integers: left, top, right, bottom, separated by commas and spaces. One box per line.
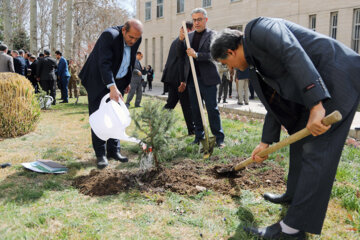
0, 95, 359, 239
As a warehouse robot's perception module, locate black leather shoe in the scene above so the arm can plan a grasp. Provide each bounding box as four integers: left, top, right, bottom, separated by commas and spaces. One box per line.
107, 152, 128, 162
60, 100, 68, 103
244, 222, 306, 240
96, 156, 108, 169
263, 193, 292, 204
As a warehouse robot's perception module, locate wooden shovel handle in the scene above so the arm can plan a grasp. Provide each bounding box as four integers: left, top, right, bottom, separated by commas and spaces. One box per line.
234, 111, 342, 171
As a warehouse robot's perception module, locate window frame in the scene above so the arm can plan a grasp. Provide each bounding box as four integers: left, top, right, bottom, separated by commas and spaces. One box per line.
329, 11, 338, 39
145, 1, 151, 21
177, 0, 184, 14
351, 8, 360, 53
309, 14, 316, 31
157, 0, 164, 18
202, 0, 211, 8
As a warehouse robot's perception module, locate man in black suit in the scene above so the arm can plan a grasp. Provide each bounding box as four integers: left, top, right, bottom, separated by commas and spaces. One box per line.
162, 21, 195, 135
79, 19, 143, 169
36, 50, 58, 104
177, 8, 224, 147
211, 18, 360, 239
29, 55, 39, 93
11, 50, 26, 76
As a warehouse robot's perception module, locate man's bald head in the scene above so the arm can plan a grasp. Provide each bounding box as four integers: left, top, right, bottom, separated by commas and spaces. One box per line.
122, 19, 143, 46
124, 19, 143, 34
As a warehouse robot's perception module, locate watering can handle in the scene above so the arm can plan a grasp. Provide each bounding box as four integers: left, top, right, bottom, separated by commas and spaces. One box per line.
100, 93, 111, 109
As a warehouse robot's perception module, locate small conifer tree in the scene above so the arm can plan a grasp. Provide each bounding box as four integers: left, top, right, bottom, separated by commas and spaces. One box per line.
132, 100, 177, 169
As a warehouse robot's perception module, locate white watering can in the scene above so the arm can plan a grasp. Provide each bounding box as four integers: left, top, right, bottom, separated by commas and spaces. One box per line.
89, 93, 140, 143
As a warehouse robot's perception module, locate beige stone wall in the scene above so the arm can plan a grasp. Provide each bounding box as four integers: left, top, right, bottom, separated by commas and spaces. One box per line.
136, 0, 360, 83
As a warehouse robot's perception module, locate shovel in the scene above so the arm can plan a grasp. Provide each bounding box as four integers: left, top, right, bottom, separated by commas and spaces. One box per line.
182, 21, 216, 158
214, 110, 342, 175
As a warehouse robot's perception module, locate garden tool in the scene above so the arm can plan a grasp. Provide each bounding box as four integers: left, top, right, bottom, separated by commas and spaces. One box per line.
214, 110, 342, 175
182, 21, 216, 158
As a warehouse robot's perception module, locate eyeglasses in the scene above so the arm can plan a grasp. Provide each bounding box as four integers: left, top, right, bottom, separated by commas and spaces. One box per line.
192, 18, 204, 23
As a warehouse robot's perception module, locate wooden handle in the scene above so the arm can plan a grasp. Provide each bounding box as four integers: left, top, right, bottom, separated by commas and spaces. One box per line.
234, 111, 342, 171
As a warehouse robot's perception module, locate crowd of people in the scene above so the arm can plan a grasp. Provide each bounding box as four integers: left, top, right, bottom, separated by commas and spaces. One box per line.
0, 43, 79, 105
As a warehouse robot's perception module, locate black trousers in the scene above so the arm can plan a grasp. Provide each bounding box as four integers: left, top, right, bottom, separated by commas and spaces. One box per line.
283, 97, 359, 234
164, 84, 195, 135
88, 78, 129, 157
40, 80, 56, 103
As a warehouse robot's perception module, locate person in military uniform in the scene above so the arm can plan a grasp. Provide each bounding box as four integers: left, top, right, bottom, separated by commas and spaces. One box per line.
68, 59, 79, 98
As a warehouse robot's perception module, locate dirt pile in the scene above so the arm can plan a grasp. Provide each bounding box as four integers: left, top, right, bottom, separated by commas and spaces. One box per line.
73, 159, 285, 196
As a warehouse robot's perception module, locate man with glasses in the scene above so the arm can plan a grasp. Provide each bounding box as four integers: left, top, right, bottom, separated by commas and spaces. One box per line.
177, 8, 225, 148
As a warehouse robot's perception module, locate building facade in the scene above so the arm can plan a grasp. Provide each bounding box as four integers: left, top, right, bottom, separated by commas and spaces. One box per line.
136, 0, 360, 83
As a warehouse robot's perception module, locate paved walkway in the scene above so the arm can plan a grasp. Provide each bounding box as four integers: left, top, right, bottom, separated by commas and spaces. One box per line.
143, 84, 360, 139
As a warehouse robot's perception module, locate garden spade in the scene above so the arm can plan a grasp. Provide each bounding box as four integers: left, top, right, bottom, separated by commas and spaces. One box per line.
214, 110, 342, 175
182, 21, 216, 158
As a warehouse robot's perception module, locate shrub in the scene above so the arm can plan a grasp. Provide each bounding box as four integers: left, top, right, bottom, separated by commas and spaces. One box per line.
0, 73, 41, 138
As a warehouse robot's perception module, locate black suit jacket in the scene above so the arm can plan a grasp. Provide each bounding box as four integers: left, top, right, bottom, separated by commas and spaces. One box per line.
36, 56, 57, 81
13, 57, 26, 76
29, 60, 38, 82
177, 28, 220, 86
161, 38, 183, 86
244, 17, 360, 143
79, 26, 141, 102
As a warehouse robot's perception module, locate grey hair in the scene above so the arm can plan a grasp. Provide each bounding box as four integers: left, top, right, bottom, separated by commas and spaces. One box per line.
210, 28, 243, 60
191, 8, 207, 18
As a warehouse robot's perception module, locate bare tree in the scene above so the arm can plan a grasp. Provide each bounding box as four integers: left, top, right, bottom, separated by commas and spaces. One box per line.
51, 0, 59, 55
64, 0, 73, 59
38, 0, 52, 52
3, 0, 12, 48
30, 0, 37, 54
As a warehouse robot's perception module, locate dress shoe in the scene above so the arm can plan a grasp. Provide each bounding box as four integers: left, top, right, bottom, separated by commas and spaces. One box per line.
263, 192, 292, 204
135, 105, 141, 108
60, 100, 68, 103
190, 138, 203, 145
238, 102, 243, 105
218, 98, 221, 103
244, 222, 306, 240
223, 100, 228, 103
107, 152, 128, 162
216, 142, 226, 148
245, 102, 249, 105
96, 156, 108, 169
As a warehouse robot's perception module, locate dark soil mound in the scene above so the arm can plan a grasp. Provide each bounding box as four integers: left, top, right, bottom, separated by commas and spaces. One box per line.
73, 159, 285, 196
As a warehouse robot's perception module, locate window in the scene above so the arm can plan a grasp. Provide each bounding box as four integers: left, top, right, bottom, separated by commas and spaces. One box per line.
230, 0, 241, 2
160, 36, 163, 71
352, 9, 360, 53
145, 39, 148, 66
329, 12, 338, 39
309, 15, 316, 31
228, 25, 243, 31
202, 0, 211, 8
152, 37, 156, 71
177, 0, 184, 13
157, 0, 163, 18
145, 1, 151, 21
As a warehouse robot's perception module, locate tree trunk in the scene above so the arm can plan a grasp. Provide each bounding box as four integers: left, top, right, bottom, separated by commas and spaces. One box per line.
3, 0, 12, 49
30, 0, 37, 54
64, 0, 73, 59
51, 0, 59, 56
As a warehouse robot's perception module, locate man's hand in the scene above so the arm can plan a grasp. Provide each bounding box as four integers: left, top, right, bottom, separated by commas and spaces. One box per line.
251, 142, 269, 163
36, 77, 40, 82
186, 48, 197, 58
109, 85, 122, 102
137, 71, 142, 76
306, 101, 330, 136
178, 82, 186, 93
124, 85, 131, 94
179, 28, 185, 41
